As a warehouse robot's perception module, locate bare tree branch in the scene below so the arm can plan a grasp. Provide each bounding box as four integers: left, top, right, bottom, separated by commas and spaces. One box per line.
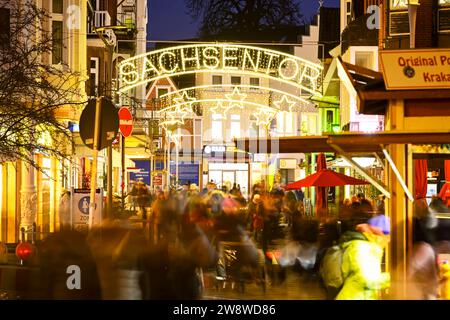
185, 0, 304, 37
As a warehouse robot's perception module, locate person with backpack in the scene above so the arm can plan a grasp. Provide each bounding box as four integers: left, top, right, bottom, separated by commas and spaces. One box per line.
320, 217, 390, 300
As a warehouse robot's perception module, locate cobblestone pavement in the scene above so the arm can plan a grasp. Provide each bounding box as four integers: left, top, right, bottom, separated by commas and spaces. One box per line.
201, 239, 328, 300
202, 268, 327, 300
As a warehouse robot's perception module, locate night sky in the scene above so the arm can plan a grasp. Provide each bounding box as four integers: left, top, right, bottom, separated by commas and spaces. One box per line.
147, 0, 341, 42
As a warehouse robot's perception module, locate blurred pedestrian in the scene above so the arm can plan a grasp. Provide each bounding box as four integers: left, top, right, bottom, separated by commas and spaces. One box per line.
29, 230, 101, 299
331, 218, 390, 300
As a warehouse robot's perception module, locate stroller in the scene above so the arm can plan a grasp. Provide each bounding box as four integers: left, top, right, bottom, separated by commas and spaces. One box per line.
215, 239, 266, 293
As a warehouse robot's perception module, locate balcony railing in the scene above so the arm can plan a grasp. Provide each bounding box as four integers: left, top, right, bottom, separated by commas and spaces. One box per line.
87, 11, 111, 34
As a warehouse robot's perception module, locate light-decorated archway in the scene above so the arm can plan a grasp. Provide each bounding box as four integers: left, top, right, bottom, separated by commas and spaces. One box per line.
119, 43, 324, 133
119, 43, 323, 95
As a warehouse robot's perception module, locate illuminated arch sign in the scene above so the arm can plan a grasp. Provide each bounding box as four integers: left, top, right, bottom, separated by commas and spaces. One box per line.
118, 44, 323, 96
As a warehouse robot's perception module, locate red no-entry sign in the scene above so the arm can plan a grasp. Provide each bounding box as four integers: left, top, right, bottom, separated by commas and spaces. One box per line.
118, 107, 133, 137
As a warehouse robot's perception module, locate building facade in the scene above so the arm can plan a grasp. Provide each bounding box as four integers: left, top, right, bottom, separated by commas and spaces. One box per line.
0, 0, 88, 241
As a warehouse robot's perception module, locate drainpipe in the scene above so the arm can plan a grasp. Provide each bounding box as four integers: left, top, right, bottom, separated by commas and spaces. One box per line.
408, 0, 420, 49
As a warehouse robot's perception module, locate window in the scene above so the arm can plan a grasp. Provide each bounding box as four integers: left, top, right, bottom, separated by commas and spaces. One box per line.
276, 112, 295, 136
309, 115, 318, 134
355, 51, 374, 70
346, 1, 351, 26
157, 87, 169, 97
211, 114, 223, 141
250, 77, 259, 86
52, 21, 63, 64
249, 119, 258, 138
231, 76, 241, 85
230, 114, 240, 139
52, 0, 63, 14
326, 110, 334, 124
212, 75, 222, 85
0, 8, 10, 47
301, 114, 318, 135
89, 57, 99, 96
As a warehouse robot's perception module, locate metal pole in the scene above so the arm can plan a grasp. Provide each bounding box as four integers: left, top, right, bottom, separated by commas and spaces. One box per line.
167, 135, 171, 191
89, 97, 102, 228
121, 134, 125, 206
107, 145, 113, 217
175, 138, 179, 187
106, 44, 114, 219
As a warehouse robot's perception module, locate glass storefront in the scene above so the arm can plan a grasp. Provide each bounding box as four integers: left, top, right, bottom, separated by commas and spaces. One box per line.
208, 162, 249, 197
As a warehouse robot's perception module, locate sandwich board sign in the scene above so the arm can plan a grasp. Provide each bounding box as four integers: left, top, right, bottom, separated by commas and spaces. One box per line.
70, 188, 103, 231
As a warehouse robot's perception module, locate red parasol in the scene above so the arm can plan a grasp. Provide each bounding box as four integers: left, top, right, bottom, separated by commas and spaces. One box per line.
285, 169, 370, 190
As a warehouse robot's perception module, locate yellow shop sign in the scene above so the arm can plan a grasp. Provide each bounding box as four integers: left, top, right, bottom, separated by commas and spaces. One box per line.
379, 49, 450, 90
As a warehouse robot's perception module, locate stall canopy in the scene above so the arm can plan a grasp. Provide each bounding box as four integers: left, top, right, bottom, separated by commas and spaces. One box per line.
285, 169, 370, 190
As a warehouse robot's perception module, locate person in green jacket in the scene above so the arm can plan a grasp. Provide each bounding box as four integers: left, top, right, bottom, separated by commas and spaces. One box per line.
335, 223, 390, 300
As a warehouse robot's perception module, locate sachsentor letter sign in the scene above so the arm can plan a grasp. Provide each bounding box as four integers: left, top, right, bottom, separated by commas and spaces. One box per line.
118, 44, 323, 96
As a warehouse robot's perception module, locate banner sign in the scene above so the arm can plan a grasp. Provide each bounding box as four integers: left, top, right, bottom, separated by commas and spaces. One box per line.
70, 188, 103, 231
170, 162, 199, 186
380, 49, 450, 90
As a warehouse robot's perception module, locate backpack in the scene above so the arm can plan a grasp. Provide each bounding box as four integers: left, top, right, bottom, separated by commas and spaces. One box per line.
319, 231, 368, 295
319, 245, 345, 292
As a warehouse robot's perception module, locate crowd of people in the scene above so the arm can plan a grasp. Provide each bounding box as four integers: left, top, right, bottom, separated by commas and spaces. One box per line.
22, 180, 450, 300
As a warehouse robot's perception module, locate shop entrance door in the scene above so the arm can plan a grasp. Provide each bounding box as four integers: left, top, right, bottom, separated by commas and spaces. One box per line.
222, 171, 235, 190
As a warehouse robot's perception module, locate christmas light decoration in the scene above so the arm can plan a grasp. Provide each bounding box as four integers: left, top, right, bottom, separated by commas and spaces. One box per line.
118, 44, 323, 95
273, 95, 297, 112
210, 101, 231, 118
225, 87, 247, 110
252, 107, 278, 127
173, 91, 197, 111
157, 84, 315, 112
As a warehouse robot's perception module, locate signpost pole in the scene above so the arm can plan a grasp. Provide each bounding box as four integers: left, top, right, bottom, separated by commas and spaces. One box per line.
89, 97, 102, 229
121, 134, 125, 208
175, 138, 179, 187
107, 145, 113, 219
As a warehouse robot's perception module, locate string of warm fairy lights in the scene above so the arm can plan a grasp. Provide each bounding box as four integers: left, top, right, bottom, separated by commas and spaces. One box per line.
158, 98, 291, 128
157, 84, 315, 112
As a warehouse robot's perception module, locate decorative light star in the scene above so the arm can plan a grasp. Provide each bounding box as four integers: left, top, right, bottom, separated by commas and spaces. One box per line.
160, 91, 196, 126
164, 104, 190, 126
252, 107, 277, 127
273, 95, 297, 112
225, 87, 247, 110
173, 91, 197, 113
210, 101, 231, 118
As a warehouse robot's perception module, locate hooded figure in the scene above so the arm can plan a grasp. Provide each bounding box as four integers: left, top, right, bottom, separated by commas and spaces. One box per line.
335, 224, 390, 300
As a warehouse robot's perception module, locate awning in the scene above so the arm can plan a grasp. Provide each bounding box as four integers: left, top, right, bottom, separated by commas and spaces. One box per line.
235, 131, 450, 155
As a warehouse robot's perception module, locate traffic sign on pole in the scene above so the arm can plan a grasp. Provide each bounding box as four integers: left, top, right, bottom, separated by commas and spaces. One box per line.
79, 97, 119, 150
118, 107, 133, 137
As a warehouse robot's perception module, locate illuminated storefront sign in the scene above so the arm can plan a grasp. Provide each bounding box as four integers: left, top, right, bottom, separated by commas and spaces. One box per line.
380, 49, 450, 90
118, 44, 323, 95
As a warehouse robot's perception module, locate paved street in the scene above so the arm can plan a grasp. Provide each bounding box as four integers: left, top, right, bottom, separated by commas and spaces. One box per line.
202, 268, 327, 300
